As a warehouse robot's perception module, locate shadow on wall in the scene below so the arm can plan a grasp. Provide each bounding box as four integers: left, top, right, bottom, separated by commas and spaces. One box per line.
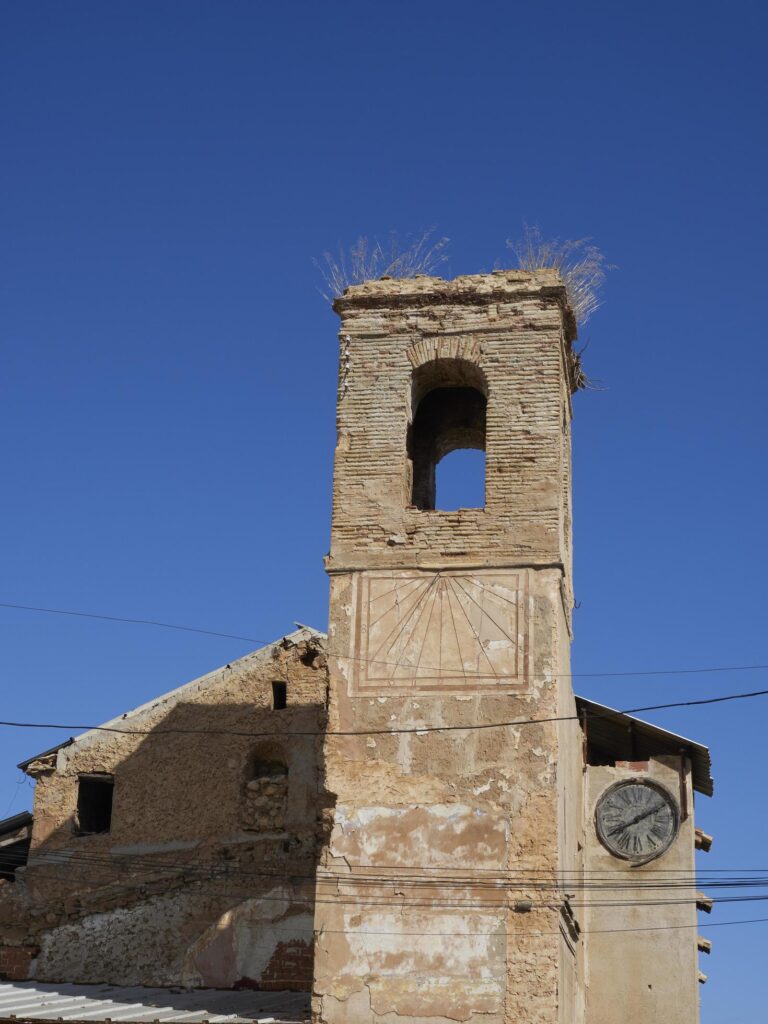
14, 687, 331, 992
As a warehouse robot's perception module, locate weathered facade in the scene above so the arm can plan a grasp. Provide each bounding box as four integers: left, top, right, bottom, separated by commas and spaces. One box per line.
312, 271, 712, 1024
0, 270, 713, 1024
314, 271, 582, 1024
0, 628, 328, 991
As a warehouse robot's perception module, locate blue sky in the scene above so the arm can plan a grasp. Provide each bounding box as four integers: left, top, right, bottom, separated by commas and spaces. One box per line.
1, 1, 766, 1017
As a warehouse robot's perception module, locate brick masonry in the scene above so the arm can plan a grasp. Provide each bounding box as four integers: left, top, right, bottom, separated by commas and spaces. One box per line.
0, 944, 37, 981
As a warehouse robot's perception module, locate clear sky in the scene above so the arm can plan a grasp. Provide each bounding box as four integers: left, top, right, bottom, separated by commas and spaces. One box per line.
1, 1, 766, 1018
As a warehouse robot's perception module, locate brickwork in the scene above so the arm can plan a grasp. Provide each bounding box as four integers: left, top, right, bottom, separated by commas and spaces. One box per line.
314, 272, 584, 1024
258, 939, 314, 992
0, 944, 37, 981
328, 271, 577, 584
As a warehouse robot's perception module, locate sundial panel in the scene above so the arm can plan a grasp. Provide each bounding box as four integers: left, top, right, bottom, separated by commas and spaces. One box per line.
348, 570, 530, 695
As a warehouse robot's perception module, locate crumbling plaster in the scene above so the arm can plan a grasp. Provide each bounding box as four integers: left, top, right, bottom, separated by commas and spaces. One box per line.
313, 274, 584, 1024
2, 629, 327, 991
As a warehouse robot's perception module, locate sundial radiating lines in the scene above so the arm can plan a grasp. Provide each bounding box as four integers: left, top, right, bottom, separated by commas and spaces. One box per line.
438, 578, 444, 680
369, 577, 436, 665
446, 578, 500, 679
358, 572, 527, 690
452, 576, 492, 678
385, 575, 441, 682
457, 574, 522, 610
367, 576, 426, 629
373, 576, 439, 682
415, 575, 441, 680
444, 580, 469, 687
451, 576, 518, 650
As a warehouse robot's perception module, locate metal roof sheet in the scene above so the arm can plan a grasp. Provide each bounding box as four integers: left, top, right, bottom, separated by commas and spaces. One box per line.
17, 741, 73, 773
0, 983, 309, 1024
0, 812, 32, 837
575, 695, 714, 797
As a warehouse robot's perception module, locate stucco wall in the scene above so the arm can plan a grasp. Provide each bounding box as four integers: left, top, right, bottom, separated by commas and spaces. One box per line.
583, 757, 700, 1024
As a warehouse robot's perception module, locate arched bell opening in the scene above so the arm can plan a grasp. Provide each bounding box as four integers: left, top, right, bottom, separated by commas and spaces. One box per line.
407, 359, 488, 511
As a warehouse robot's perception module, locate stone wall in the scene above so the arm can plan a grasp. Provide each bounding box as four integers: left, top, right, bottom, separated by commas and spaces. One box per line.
0, 629, 328, 990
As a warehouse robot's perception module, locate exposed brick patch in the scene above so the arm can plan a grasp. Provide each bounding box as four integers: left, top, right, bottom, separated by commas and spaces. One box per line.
239, 938, 313, 992
0, 944, 38, 980
615, 760, 650, 772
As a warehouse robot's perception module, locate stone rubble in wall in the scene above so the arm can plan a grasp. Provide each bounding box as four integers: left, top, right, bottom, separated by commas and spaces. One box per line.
242, 774, 290, 832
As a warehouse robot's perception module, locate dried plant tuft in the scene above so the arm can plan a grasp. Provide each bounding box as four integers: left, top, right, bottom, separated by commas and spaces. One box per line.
507, 224, 613, 326
315, 229, 450, 302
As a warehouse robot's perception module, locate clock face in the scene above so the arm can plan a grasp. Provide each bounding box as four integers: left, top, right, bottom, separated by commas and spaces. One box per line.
595, 781, 679, 863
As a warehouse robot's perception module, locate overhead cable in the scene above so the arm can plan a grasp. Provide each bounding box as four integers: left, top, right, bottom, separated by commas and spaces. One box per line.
2, 685, 768, 739
2, 599, 768, 681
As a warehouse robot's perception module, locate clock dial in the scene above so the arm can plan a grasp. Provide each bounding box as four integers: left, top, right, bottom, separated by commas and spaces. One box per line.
596, 781, 679, 863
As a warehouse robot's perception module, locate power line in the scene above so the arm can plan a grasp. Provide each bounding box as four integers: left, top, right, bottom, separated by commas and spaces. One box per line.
8, 846, 768, 899
8, 856, 768, 940
0, 857, 739, 907
0, 602, 265, 645
314, 915, 768, 938
1, 685, 767, 739
8, 844, 768, 884
12, 848, 768, 891
3, 599, 768, 681
12, 859, 768, 913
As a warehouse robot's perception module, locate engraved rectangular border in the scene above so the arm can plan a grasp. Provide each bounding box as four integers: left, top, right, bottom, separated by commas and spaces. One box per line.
348, 569, 531, 696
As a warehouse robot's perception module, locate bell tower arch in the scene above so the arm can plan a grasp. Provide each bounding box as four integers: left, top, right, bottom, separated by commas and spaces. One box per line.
314, 271, 584, 1024
407, 356, 488, 510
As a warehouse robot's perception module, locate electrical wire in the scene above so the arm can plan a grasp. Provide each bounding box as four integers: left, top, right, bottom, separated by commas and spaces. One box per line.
8, 846, 768, 897
10, 860, 768, 915
3, 598, 768, 681
7, 847, 768, 903
1, 684, 766, 740
6, 846, 768, 889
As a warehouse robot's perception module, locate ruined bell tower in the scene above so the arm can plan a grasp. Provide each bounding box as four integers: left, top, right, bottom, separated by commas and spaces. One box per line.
313, 271, 585, 1024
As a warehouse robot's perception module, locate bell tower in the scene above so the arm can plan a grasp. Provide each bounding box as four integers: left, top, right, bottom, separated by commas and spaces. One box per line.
313, 271, 585, 1024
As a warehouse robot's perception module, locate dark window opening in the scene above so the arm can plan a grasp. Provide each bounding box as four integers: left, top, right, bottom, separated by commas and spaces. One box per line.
408, 359, 487, 511
0, 837, 30, 881
585, 742, 619, 767
75, 775, 114, 835
0, 813, 32, 882
272, 681, 287, 710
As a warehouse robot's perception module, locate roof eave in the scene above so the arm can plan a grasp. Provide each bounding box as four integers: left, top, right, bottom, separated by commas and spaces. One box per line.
575, 695, 714, 797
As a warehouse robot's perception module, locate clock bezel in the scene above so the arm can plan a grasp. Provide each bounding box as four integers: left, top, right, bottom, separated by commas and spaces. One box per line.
595, 779, 680, 865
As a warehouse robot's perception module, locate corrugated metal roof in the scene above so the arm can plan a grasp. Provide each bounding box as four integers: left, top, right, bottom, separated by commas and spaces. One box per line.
575, 695, 714, 797
0, 983, 309, 1024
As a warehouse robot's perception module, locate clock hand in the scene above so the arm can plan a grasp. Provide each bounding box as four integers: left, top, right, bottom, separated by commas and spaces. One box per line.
607, 802, 666, 836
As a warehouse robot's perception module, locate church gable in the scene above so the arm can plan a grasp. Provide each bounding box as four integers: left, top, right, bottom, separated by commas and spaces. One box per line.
1, 627, 329, 992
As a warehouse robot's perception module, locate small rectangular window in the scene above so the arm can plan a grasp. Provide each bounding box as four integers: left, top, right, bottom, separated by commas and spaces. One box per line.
75, 774, 114, 835
272, 681, 287, 710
